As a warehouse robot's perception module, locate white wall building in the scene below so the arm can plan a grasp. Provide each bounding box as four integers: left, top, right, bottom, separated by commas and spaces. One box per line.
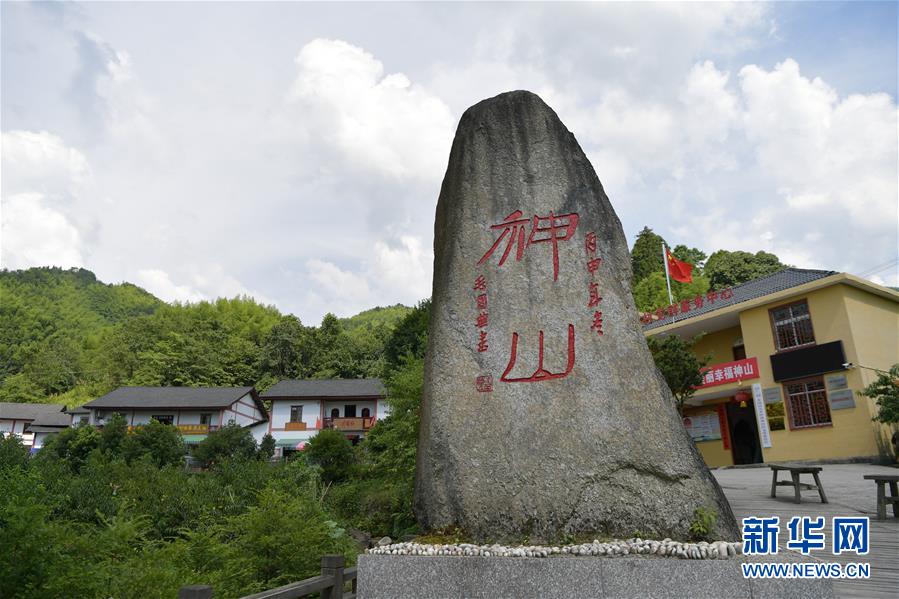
0, 402, 68, 452
82, 386, 268, 445
257, 378, 388, 456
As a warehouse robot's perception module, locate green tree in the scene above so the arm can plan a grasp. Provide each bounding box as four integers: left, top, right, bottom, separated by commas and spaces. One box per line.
258, 433, 276, 461
122, 420, 185, 467
861, 364, 899, 424
632, 271, 711, 312
630, 226, 667, 284
704, 250, 785, 290
193, 422, 258, 466
0, 432, 30, 470
647, 334, 711, 413
220, 487, 355, 592
671, 245, 707, 272
383, 299, 430, 373
304, 429, 355, 484
40, 424, 101, 471
259, 315, 313, 379
99, 412, 128, 456
364, 355, 423, 480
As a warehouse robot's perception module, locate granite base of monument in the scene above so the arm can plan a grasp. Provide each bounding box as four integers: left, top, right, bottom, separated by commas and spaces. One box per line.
357, 554, 835, 599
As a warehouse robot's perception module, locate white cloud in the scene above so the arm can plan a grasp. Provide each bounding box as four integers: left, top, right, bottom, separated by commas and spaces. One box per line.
1, 193, 84, 269
287, 39, 455, 182
1, 131, 91, 269
372, 235, 432, 300
1, 130, 91, 200
136, 269, 205, 303
740, 59, 897, 231
3, 2, 896, 321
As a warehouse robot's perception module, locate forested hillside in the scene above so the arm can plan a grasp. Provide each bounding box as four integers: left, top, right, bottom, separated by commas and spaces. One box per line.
0, 267, 413, 406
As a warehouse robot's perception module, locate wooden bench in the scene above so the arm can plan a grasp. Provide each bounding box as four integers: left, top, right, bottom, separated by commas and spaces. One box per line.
769, 464, 828, 504
863, 474, 899, 520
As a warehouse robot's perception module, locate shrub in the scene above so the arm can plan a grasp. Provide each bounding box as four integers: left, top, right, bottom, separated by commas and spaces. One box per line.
258, 433, 276, 461
193, 423, 257, 466
218, 487, 356, 594
0, 433, 30, 470
40, 424, 101, 472
862, 363, 899, 424
689, 506, 718, 540
122, 419, 185, 467
99, 412, 128, 456
304, 429, 355, 484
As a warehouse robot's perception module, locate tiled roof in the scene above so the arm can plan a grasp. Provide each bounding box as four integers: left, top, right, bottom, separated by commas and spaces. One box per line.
84, 386, 256, 409
642, 268, 838, 331
0, 402, 67, 421
261, 378, 386, 398
29, 411, 74, 428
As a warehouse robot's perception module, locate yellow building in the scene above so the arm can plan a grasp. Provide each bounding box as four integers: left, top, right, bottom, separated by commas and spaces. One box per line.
643, 269, 899, 468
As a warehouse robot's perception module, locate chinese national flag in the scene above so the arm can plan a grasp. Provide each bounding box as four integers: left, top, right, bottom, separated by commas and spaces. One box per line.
665, 247, 694, 283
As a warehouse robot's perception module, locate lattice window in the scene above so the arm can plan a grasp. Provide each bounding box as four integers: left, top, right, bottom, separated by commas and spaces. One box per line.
785, 378, 831, 428
772, 301, 815, 350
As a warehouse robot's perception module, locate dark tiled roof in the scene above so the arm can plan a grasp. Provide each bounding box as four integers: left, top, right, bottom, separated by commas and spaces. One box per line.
84, 386, 256, 409
261, 378, 386, 398
66, 405, 90, 414
642, 268, 838, 331
29, 411, 74, 428
0, 402, 66, 421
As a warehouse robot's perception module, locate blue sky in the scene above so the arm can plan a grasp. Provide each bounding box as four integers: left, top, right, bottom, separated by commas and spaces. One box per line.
2, 2, 896, 323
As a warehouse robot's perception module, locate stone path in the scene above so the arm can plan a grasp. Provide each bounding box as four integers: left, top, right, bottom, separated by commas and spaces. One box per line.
714, 463, 899, 599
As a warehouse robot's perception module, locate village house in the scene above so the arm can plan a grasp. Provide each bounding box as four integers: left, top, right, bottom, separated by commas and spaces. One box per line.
0, 402, 68, 451
643, 268, 899, 467
26, 409, 74, 452
257, 378, 388, 456
82, 386, 268, 445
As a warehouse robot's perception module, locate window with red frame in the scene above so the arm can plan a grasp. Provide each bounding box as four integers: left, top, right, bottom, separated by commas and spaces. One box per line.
772, 301, 815, 351
784, 378, 831, 428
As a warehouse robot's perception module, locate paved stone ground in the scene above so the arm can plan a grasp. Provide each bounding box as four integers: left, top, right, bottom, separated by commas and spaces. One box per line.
713, 463, 899, 599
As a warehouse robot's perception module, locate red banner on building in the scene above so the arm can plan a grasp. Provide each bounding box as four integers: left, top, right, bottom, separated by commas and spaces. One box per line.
695, 357, 760, 389
716, 405, 730, 450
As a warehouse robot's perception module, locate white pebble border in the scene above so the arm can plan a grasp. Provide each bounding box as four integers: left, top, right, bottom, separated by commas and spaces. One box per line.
368, 538, 742, 560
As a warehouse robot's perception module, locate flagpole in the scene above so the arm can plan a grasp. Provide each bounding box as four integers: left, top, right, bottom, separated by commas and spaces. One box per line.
662, 242, 673, 305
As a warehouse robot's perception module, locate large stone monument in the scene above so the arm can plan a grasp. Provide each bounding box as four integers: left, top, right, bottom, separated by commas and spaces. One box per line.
414, 90, 740, 543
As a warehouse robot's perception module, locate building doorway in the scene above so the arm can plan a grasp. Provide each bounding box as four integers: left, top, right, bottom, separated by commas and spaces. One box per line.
726, 398, 763, 465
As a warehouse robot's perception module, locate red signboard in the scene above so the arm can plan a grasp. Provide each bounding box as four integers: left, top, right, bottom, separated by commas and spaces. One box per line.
695, 357, 760, 389
716, 405, 730, 450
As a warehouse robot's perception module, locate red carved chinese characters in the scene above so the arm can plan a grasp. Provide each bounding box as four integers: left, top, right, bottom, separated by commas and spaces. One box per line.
473, 276, 491, 389
475, 375, 493, 392
478, 210, 579, 281
584, 231, 605, 337
591, 311, 604, 335
585, 231, 597, 255
588, 282, 602, 308
500, 324, 575, 383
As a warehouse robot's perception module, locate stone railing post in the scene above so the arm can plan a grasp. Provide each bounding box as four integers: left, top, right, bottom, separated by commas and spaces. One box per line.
320, 554, 345, 599
178, 584, 213, 599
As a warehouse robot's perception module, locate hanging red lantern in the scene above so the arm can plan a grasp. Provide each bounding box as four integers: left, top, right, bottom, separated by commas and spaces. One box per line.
734, 390, 751, 406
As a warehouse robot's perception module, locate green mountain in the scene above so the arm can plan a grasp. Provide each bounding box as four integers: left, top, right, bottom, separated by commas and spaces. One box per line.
0, 267, 162, 382
340, 304, 412, 331
0, 267, 414, 406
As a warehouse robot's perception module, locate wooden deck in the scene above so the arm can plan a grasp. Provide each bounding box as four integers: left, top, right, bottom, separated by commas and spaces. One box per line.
714, 463, 899, 599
